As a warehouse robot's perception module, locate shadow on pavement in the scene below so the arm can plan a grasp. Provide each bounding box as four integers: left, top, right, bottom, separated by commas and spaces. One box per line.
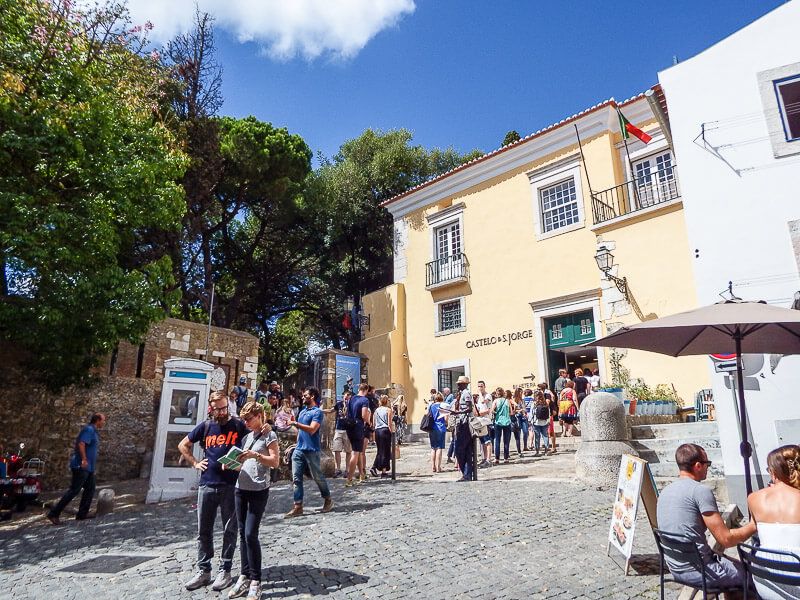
259, 564, 369, 597
626, 553, 661, 575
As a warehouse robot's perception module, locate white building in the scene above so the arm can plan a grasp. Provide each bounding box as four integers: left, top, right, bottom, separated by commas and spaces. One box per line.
659, 0, 800, 509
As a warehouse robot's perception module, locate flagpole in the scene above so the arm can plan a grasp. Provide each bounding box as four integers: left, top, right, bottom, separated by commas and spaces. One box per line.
573, 124, 594, 196
617, 107, 640, 211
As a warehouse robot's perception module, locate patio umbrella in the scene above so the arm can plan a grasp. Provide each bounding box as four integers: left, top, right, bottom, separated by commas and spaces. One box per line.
587, 299, 800, 495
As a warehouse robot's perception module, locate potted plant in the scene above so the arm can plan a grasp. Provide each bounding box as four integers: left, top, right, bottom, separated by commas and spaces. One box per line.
627, 378, 653, 415
654, 384, 680, 415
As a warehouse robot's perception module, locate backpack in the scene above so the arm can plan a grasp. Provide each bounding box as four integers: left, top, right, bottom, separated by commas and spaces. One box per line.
233, 385, 248, 410
338, 399, 356, 430
535, 404, 550, 421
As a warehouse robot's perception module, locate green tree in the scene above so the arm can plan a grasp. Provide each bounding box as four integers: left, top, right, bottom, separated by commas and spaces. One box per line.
502, 130, 521, 146
306, 129, 482, 349
0, 0, 187, 389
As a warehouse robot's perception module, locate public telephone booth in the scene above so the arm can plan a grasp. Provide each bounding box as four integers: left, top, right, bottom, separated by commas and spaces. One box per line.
146, 358, 214, 503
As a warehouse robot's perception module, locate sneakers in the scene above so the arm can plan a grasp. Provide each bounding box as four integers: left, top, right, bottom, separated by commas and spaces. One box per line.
446, 457, 454, 464
333, 469, 343, 478
246, 581, 262, 600
320, 497, 334, 513
284, 504, 303, 518
228, 575, 251, 598
211, 570, 233, 591
369, 467, 379, 477
185, 571, 212, 591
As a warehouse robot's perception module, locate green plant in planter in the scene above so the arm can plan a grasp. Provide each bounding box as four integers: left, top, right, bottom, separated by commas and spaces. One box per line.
654, 384, 681, 405
626, 378, 653, 402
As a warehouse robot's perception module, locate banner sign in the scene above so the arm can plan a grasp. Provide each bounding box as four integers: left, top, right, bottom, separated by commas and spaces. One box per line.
335, 354, 361, 402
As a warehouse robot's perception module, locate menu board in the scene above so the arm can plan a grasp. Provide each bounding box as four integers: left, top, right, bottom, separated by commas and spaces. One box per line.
609, 454, 644, 562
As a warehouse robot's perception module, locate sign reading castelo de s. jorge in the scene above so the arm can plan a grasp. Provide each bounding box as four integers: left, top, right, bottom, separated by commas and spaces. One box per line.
465, 329, 534, 349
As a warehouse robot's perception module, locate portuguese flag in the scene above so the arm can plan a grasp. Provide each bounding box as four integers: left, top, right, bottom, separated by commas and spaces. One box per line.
617, 109, 652, 144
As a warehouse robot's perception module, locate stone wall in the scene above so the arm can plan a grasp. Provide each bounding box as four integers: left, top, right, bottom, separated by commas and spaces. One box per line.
0, 376, 156, 489
0, 317, 259, 490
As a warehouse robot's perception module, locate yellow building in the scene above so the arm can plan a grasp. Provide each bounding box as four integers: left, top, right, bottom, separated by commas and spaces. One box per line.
360, 86, 710, 426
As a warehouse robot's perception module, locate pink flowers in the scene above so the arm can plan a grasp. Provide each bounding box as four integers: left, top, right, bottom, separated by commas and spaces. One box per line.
150, 50, 160, 61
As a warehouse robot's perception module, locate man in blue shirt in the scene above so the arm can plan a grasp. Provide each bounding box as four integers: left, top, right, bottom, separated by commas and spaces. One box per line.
47, 413, 106, 525
345, 383, 372, 486
285, 387, 333, 518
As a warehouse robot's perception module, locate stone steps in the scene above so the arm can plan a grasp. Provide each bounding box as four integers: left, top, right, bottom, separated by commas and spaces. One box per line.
629, 420, 724, 478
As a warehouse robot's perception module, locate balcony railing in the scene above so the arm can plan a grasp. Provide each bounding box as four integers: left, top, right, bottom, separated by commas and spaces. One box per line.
426, 253, 468, 289
591, 165, 681, 225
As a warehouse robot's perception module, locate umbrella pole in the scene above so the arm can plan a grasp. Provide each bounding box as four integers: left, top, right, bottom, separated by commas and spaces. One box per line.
735, 333, 753, 496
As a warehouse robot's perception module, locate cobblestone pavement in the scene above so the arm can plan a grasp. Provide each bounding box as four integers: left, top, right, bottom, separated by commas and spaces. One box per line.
0, 441, 681, 599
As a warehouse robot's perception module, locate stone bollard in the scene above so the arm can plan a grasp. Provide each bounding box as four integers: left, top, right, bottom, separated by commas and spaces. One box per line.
96, 488, 115, 516
575, 392, 638, 488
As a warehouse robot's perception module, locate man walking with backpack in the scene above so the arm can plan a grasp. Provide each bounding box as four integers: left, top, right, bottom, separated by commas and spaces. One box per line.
232, 376, 250, 413
179, 390, 248, 592
531, 391, 552, 456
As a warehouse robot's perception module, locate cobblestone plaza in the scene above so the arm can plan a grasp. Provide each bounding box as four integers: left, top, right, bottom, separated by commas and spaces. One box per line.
0, 443, 682, 599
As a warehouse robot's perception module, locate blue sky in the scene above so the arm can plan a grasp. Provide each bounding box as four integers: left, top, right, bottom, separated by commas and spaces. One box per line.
136, 1, 786, 162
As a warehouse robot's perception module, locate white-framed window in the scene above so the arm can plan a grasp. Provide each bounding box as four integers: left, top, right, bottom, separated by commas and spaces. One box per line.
540, 178, 580, 233
631, 150, 678, 208
529, 161, 585, 240
775, 75, 800, 142
435, 297, 465, 336
435, 221, 461, 260
580, 318, 592, 335
552, 323, 563, 340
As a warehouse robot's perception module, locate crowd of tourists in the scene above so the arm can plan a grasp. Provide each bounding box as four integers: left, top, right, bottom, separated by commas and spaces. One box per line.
421, 368, 600, 480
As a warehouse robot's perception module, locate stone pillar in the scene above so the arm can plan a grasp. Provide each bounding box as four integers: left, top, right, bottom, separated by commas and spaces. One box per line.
575, 392, 638, 488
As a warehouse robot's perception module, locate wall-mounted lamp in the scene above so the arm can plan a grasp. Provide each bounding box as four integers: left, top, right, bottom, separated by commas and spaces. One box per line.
343, 296, 371, 332
594, 247, 629, 301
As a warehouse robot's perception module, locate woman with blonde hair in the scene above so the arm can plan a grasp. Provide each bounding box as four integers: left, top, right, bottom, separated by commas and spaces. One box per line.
228, 401, 280, 600
747, 444, 800, 599
491, 387, 513, 464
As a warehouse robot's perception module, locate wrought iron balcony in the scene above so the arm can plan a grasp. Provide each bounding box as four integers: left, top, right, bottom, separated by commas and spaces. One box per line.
426, 253, 469, 289
591, 165, 681, 225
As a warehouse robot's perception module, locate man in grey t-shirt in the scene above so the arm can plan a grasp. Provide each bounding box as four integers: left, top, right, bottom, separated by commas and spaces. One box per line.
656, 443, 755, 589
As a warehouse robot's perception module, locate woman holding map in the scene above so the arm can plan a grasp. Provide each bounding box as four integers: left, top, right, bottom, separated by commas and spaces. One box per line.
228, 401, 280, 600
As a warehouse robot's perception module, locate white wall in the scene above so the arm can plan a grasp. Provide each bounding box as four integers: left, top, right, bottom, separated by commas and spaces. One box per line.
659, 0, 800, 510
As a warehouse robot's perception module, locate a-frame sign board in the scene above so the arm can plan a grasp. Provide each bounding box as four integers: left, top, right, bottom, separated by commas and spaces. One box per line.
607, 454, 659, 574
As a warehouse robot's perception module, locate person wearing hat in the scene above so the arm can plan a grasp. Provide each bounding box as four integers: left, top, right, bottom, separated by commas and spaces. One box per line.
452, 375, 477, 481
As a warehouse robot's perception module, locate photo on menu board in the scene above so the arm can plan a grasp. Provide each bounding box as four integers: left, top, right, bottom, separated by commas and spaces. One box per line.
608, 454, 645, 560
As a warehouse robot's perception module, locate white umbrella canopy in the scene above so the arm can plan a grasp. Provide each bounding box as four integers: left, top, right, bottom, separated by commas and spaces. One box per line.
587, 299, 800, 495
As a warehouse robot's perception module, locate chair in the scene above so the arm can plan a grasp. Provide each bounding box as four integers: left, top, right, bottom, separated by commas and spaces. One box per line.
694, 389, 714, 421
738, 542, 800, 600
653, 528, 741, 600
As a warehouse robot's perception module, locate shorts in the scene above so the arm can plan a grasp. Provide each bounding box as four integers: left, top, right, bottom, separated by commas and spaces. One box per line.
331, 429, 352, 453
480, 434, 492, 445
429, 429, 446, 449
560, 415, 577, 424
347, 427, 365, 453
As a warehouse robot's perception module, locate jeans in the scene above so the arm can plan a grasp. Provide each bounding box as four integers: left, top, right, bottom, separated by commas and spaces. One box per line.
494, 425, 512, 460
48, 468, 95, 519
291, 449, 330, 504
197, 484, 237, 573
235, 488, 269, 581
533, 424, 550, 452
517, 416, 529, 449
447, 435, 456, 459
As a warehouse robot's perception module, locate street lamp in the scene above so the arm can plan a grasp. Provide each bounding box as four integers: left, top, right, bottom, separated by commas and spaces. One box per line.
594, 248, 629, 301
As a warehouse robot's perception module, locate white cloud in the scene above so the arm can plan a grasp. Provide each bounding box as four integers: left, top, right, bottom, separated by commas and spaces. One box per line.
124, 0, 416, 60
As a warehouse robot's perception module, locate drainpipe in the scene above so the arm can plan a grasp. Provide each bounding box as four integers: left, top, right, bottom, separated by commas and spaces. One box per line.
645, 89, 673, 149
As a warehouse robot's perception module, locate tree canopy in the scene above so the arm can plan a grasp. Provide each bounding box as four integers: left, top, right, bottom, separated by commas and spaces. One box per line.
0, 0, 186, 389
